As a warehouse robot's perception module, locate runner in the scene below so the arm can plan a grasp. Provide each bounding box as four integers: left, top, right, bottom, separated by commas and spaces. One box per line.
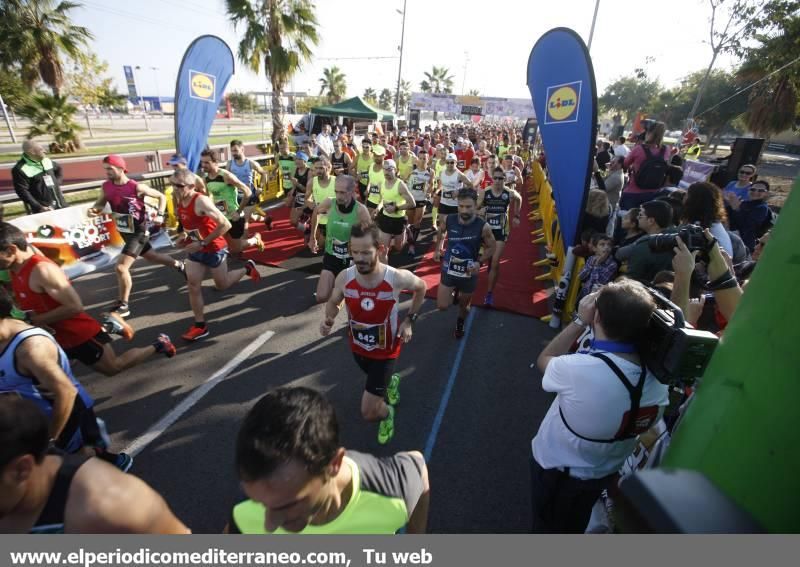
396, 140, 417, 182
0, 395, 190, 534
200, 149, 264, 257
437, 153, 473, 231
0, 289, 134, 471
476, 140, 492, 166
285, 152, 311, 234
168, 154, 206, 193
434, 188, 496, 338
465, 156, 486, 189
304, 156, 337, 253
228, 139, 273, 229
171, 169, 261, 342
406, 152, 434, 257
320, 224, 427, 444
353, 139, 373, 202
89, 154, 185, 319
479, 155, 497, 190
454, 138, 475, 172
330, 138, 353, 177
275, 140, 297, 197
477, 167, 522, 306
227, 387, 430, 533
501, 153, 524, 191
0, 223, 176, 376
375, 159, 416, 263
430, 145, 448, 228
365, 146, 387, 220
309, 175, 371, 303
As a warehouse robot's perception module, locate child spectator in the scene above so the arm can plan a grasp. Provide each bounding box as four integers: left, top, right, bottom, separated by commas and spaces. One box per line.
616, 208, 644, 247
578, 233, 618, 300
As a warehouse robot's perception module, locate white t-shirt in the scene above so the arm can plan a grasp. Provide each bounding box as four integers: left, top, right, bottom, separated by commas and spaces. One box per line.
531, 351, 669, 480
612, 143, 629, 158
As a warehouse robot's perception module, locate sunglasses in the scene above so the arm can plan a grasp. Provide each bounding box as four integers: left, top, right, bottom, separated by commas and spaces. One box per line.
446, 161, 456, 164
172, 182, 190, 188
739, 170, 754, 175
493, 176, 505, 180
749, 187, 769, 193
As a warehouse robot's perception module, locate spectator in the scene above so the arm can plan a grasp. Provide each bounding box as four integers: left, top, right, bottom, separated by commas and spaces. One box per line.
0, 395, 190, 534
654, 188, 686, 226
531, 281, 669, 533
616, 200, 676, 284
11, 141, 68, 214
227, 387, 430, 534
596, 141, 612, 171
682, 182, 733, 256
660, 165, 684, 192
616, 207, 644, 247
317, 124, 335, 156
583, 189, 612, 236
612, 136, 629, 159
726, 179, 773, 252
605, 156, 625, 208
722, 164, 756, 202
578, 234, 618, 300
620, 122, 669, 209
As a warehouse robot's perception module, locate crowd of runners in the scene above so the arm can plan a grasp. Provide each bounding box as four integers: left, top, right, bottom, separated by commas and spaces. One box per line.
0, 122, 536, 534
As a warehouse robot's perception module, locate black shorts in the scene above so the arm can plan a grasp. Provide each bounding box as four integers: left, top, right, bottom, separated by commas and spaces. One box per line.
366, 200, 379, 210
228, 217, 246, 239
322, 252, 351, 276
492, 228, 507, 242
376, 212, 407, 236
353, 353, 397, 397
121, 230, 152, 258
438, 203, 458, 215
64, 331, 113, 366
358, 184, 368, 201
414, 200, 430, 209
317, 224, 327, 237
440, 269, 479, 293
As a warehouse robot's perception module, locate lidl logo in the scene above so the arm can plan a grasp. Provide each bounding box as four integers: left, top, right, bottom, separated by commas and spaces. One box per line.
544, 81, 582, 125
189, 70, 216, 102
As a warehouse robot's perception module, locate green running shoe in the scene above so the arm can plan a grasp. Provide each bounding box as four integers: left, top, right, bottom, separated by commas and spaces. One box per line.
387, 373, 401, 406
378, 406, 395, 445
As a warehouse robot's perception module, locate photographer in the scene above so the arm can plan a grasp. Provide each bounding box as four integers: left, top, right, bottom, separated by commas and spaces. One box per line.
530, 280, 670, 533
620, 121, 669, 210
615, 200, 676, 283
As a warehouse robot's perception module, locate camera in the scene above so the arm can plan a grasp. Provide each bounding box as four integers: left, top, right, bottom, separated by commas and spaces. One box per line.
648, 224, 710, 255
640, 287, 718, 386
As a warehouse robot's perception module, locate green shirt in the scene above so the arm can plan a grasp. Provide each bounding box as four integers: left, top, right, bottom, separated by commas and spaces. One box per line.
206, 169, 240, 220
325, 201, 359, 259
230, 451, 425, 534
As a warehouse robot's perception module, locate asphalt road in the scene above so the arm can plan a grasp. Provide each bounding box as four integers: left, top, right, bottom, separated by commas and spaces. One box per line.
66, 227, 557, 534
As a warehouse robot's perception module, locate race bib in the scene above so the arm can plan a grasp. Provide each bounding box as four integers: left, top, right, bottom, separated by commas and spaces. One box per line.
487, 213, 504, 229
215, 200, 228, 214
457, 160, 466, 170
42, 174, 55, 188
332, 238, 349, 260
412, 182, 426, 193
294, 191, 306, 206
446, 256, 471, 278
350, 320, 386, 351
443, 189, 456, 200
185, 229, 202, 242
369, 184, 381, 195
112, 213, 134, 234
359, 171, 369, 183
282, 170, 292, 181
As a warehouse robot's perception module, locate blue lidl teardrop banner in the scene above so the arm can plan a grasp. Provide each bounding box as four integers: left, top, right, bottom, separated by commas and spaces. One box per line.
174, 35, 235, 172
527, 27, 597, 250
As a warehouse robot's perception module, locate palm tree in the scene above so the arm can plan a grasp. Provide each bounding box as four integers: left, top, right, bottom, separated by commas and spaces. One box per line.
319, 66, 346, 104
378, 88, 393, 110
363, 88, 377, 104
393, 80, 411, 114
19, 93, 83, 152
1, 0, 93, 96
227, 0, 319, 142
420, 66, 454, 94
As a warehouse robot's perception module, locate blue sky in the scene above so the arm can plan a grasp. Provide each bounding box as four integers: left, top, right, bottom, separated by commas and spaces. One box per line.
72, 0, 740, 104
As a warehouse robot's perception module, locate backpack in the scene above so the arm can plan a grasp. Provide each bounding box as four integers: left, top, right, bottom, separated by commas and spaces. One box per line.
635, 145, 668, 190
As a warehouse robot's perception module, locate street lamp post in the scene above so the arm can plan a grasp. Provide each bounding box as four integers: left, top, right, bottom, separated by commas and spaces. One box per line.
587, 0, 601, 51
394, 0, 407, 116
150, 66, 161, 114
134, 65, 150, 131
0, 93, 17, 143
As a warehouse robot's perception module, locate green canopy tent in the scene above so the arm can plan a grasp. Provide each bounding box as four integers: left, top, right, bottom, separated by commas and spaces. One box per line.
310, 97, 396, 121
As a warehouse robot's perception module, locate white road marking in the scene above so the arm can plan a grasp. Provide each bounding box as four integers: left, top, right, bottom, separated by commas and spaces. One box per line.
123, 330, 276, 457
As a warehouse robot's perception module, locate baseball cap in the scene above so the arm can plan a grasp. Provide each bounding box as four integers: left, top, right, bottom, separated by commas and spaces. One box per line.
295, 152, 309, 162
103, 154, 127, 172
372, 145, 386, 157
400, 131, 408, 138
167, 154, 187, 166
383, 159, 397, 170
446, 153, 457, 161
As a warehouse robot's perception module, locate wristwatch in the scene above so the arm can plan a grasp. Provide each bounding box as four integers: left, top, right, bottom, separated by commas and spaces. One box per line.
572, 313, 588, 328
406, 313, 419, 324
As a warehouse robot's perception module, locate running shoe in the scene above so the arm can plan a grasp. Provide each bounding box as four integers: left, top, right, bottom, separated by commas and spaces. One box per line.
454, 318, 466, 339
252, 232, 265, 252
97, 450, 134, 473
245, 259, 261, 283
484, 291, 494, 307
378, 405, 395, 445
103, 312, 134, 341
153, 333, 177, 358
182, 324, 209, 341
110, 300, 130, 318
387, 374, 401, 406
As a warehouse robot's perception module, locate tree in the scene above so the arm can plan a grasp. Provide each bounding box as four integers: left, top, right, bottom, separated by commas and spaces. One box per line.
674, 70, 749, 148
420, 66, 454, 94
18, 93, 83, 152
599, 69, 662, 128
227, 91, 258, 114
0, 68, 33, 110
393, 80, 411, 114
467, 89, 481, 96
378, 88, 393, 110
227, 0, 320, 141
363, 88, 377, 104
0, 0, 93, 97
738, 1, 800, 137
294, 95, 326, 114
319, 66, 346, 103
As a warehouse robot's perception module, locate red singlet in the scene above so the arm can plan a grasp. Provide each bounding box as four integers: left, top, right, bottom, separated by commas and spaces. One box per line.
343, 265, 402, 360
177, 193, 227, 253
